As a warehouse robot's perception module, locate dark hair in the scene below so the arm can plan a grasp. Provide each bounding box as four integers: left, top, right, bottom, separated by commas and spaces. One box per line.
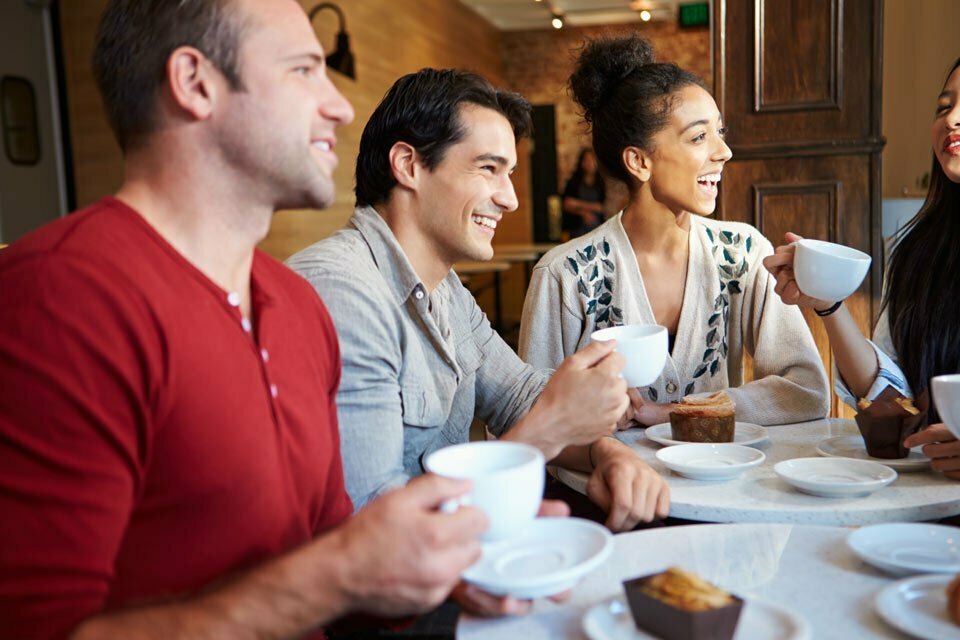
92, 0, 247, 151
569, 36, 704, 183
355, 68, 533, 208
568, 148, 606, 199
882, 57, 960, 410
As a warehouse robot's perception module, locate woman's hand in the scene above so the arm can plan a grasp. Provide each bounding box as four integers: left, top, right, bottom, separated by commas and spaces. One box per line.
617, 388, 674, 429
904, 424, 960, 479
761, 232, 836, 311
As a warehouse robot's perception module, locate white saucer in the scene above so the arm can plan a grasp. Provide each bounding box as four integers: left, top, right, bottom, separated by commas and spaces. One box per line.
582, 596, 811, 640
773, 457, 897, 498
462, 517, 612, 599
655, 443, 766, 481
875, 574, 957, 640
645, 422, 768, 447
816, 435, 931, 471
847, 523, 960, 577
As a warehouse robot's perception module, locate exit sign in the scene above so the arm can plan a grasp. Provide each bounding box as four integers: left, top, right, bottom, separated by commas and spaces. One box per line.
679, 2, 709, 28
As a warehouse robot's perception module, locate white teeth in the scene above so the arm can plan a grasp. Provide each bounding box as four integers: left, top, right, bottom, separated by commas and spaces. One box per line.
697, 173, 722, 183
313, 140, 331, 151
948, 140, 960, 149
472, 215, 497, 229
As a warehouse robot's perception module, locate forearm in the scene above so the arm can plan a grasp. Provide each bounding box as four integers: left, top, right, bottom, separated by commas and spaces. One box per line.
549, 443, 593, 472
72, 534, 352, 640
821, 304, 879, 398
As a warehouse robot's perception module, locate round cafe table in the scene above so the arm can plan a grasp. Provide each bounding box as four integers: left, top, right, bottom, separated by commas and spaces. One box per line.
555, 418, 960, 526
456, 523, 913, 639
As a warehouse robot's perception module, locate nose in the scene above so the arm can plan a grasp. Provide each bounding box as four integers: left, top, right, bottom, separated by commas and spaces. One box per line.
493, 174, 519, 213
947, 103, 960, 131
713, 132, 733, 163
317, 71, 355, 126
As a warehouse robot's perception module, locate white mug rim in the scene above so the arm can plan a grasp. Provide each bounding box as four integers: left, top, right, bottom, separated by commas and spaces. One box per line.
795, 238, 871, 264
423, 441, 544, 479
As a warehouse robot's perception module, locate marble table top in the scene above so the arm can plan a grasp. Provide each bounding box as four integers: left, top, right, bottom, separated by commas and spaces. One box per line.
555, 419, 960, 526
457, 523, 913, 640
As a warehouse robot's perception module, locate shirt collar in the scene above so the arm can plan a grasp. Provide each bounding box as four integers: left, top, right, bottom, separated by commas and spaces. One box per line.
350, 205, 427, 305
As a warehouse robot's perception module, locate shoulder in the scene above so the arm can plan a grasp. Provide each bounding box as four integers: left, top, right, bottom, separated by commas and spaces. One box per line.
286, 226, 375, 281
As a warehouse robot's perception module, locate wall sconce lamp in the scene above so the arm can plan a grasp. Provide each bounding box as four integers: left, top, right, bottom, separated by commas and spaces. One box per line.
308, 2, 355, 80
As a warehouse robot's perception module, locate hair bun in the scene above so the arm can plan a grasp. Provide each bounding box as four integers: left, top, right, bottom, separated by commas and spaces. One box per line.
570, 36, 656, 121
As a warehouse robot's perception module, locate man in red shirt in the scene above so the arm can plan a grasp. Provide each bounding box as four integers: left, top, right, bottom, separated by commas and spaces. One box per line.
0, 0, 490, 637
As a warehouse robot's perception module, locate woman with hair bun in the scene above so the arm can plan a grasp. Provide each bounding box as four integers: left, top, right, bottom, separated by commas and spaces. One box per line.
519, 35, 830, 427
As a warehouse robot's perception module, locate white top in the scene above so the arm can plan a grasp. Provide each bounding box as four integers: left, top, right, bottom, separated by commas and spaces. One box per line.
519, 213, 830, 425
555, 419, 960, 525
457, 523, 908, 640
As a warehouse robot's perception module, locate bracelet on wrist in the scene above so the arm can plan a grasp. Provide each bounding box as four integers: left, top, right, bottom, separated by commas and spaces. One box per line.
814, 300, 843, 317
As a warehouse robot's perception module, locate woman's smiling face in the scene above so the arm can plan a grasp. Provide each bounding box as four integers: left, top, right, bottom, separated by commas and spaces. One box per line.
644, 84, 732, 216
933, 64, 960, 183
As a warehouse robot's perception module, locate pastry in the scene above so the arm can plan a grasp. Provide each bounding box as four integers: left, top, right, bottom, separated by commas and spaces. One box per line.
623, 567, 744, 640
670, 391, 736, 443
854, 386, 929, 458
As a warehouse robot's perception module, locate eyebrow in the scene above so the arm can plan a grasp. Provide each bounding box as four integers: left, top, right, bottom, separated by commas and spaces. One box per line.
476, 153, 512, 168
680, 116, 723, 134
280, 52, 324, 64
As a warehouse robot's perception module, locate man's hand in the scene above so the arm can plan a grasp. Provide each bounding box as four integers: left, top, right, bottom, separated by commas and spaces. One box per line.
618, 388, 675, 429
904, 424, 960, 479
514, 340, 629, 459
331, 474, 488, 617
586, 438, 670, 531
452, 501, 571, 617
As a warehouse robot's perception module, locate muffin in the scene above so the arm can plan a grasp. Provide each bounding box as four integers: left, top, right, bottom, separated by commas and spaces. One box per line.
623, 567, 744, 640
854, 386, 928, 459
670, 392, 736, 443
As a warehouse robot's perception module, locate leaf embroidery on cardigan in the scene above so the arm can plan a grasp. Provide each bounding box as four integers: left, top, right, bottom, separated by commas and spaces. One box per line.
572, 237, 623, 330
692, 226, 754, 390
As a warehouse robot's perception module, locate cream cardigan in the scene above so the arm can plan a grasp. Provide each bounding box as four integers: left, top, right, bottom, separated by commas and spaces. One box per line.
519, 213, 830, 425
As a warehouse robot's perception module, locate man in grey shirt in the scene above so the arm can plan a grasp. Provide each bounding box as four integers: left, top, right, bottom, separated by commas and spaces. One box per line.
288, 70, 668, 544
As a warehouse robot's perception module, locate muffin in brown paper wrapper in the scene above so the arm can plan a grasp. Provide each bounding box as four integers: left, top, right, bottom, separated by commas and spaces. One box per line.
854, 386, 930, 459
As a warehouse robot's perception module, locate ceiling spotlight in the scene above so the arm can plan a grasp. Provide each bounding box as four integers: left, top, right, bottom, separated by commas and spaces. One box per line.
639, 9, 652, 21
551, 15, 563, 29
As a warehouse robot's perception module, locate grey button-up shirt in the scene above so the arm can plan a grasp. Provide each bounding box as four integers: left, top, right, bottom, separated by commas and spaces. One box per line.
287, 206, 551, 509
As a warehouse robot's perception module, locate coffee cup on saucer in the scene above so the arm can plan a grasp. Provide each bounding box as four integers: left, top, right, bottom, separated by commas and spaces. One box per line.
424, 441, 544, 542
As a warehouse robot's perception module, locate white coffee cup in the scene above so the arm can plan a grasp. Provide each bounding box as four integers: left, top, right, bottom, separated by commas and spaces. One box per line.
932, 374, 960, 440
590, 324, 668, 388
792, 239, 871, 302
424, 441, 544, 542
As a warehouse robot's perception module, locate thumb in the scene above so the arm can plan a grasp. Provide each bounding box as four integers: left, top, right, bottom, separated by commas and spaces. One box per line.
565, 339, 617, 370
405, 473, 473, 509
785, 231, 804, 243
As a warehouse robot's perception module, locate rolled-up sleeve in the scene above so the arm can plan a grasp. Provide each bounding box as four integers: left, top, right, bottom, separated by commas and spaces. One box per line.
459, 281, 552, 437
833, 308, 911, 407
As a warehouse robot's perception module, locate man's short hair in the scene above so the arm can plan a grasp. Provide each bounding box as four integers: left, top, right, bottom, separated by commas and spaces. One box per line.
355, 69, 532, 208
92, 0, 248, 152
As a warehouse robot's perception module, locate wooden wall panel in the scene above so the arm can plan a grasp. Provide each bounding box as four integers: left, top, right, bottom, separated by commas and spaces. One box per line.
718, 0, 880, 150
755, 0, 841, 112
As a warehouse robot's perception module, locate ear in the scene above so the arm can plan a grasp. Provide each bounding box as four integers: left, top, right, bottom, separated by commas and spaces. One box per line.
389, 142, 421, 191
165, 46, 219, 122
622, 146, 653, 184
